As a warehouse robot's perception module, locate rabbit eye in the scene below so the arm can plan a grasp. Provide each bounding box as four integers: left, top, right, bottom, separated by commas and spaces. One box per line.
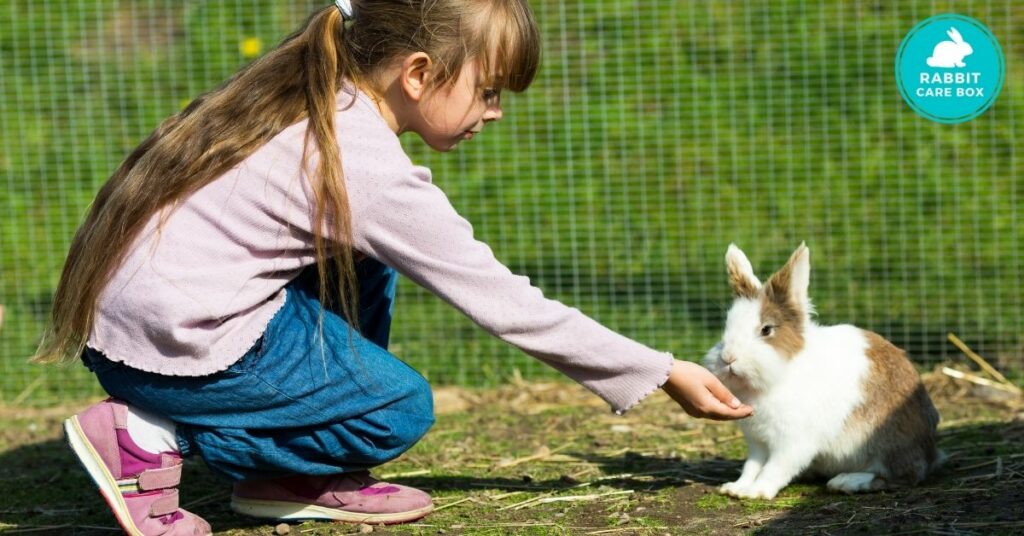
760, 325, 775, 337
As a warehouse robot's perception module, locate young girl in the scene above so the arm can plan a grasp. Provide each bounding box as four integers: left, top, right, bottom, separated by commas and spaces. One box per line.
39, 1, 752, 533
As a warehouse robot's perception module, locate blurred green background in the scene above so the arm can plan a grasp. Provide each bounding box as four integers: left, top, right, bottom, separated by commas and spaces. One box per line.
1, 0, 1022, 406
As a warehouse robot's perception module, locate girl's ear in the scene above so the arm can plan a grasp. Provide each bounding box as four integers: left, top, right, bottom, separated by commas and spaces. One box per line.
399, 52, 433, 102
726, 244, 762, 298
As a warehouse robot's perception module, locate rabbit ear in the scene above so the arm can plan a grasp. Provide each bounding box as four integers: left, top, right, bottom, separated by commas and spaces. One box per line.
726, 244, 762, 298
764, 242, 811, 314
948, 27, 963, 44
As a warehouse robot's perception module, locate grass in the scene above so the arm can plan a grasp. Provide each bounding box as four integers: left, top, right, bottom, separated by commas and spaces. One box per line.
2, 0, 1024, 403
1, 368, 1022, 535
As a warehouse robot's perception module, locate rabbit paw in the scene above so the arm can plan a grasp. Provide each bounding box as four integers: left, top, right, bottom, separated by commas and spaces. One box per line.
719, 481, 779, 500
746, 484, 780, 500
826, 472, 885, 494
718, 481, 744, 496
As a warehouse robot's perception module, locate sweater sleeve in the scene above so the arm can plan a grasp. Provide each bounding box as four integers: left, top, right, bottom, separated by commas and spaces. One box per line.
353, 166, 674, 414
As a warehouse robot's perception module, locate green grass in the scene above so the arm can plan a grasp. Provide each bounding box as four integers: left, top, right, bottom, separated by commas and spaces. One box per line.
2, 0, 1024, 403
696, 493, 731, 511
1, 378, 1022, 535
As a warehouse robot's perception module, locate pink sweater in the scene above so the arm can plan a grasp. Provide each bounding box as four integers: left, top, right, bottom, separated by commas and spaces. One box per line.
89, 87, 674, 414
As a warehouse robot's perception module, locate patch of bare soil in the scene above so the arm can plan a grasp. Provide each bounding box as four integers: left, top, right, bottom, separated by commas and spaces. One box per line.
427, 365, 1024, 535
1, 363, 1021, 535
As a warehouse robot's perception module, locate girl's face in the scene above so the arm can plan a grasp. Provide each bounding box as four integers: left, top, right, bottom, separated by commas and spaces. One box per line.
414, 60, 504, 152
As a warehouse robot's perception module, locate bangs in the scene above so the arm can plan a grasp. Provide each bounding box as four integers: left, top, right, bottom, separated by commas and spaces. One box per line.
476, 0, 540, 92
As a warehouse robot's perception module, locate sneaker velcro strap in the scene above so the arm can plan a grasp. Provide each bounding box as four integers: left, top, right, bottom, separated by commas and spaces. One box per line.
137, 463, 182, 491
149, 489, 179, 517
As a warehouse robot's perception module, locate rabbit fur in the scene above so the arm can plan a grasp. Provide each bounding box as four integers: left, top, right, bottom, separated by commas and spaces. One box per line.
703, 243, 941, 499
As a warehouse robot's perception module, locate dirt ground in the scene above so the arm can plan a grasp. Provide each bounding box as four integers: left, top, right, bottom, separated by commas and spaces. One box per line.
1, 364, 1022, 535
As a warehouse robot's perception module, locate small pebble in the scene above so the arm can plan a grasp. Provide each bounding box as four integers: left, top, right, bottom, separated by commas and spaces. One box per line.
359, 523, 374, 533
274, 523, 290, 535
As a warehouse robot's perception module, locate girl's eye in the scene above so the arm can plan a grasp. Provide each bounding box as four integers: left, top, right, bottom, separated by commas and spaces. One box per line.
760, 325, 775, 337
482, 88, 501, 106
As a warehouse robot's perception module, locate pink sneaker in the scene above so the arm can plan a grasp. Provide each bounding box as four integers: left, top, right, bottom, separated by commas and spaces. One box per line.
64, 399, 211, 536
230, 472, 433, 524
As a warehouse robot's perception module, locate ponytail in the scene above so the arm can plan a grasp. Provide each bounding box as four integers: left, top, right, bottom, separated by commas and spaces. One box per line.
36, 0, 541, 364
304, 7, 360, 335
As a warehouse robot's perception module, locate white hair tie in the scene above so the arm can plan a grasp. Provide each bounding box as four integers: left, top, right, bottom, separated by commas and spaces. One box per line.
334, 0, 353, 20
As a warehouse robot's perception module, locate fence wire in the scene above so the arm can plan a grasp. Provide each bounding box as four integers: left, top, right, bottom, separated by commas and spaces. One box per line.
1, 0, 1021, 406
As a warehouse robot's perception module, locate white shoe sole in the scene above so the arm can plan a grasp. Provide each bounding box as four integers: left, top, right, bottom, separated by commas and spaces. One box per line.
65, 416, 144, 536
230, 496, 433, 524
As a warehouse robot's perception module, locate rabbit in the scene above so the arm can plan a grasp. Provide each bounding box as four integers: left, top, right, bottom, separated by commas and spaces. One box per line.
702, 243, 942, 500
926, 26, 973, 68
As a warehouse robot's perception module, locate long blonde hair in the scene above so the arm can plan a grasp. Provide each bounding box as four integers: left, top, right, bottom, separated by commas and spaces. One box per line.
35, 0, 539, 364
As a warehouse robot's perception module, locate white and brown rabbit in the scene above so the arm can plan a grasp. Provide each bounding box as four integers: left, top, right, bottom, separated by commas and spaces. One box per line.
703, 243, 942, 499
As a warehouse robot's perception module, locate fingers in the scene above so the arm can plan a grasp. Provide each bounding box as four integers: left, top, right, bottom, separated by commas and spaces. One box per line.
704, 372, 742, 409
663, 360, 754, 421
694, 392, 754, 421
694, 365, 753, 420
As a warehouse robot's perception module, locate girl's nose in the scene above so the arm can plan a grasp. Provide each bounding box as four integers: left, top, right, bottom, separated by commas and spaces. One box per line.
483, 105, 503, 122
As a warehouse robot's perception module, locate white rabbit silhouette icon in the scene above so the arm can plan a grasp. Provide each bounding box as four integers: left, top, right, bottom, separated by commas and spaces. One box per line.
926, 27, 973, 67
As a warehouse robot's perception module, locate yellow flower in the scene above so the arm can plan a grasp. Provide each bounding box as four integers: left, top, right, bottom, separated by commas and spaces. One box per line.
240, 37, 263, 59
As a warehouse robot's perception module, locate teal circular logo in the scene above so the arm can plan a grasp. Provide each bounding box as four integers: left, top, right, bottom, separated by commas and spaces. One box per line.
895, 14, 1004, 123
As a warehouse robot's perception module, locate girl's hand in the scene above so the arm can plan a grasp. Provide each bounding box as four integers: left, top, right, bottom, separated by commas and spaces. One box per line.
661, 360, 754, 420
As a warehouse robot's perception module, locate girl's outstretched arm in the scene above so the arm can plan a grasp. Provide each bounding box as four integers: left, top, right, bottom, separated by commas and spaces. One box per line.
661, 360, 754, 420
351, 161, 674, 415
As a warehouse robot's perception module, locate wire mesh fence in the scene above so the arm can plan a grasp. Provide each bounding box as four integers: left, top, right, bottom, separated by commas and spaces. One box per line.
1, 0, 1021, 406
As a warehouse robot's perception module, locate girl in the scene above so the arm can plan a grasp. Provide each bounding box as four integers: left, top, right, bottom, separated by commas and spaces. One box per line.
39, 1, 752, 534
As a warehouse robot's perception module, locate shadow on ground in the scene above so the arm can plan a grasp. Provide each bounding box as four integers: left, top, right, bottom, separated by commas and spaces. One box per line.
0, 436, 252, 535
749, 421, 1024, 535
1, 385, 1021, 535
0, 437, 738, 534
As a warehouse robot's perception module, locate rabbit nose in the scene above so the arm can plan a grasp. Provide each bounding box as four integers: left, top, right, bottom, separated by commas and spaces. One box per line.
722, 352, 737, 364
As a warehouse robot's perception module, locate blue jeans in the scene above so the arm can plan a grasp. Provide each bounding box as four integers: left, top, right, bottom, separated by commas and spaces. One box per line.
82, 259, 435, 481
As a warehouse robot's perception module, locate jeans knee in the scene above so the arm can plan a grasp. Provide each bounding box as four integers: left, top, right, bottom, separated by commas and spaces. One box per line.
389, 371, 434, 444
358, 371, 433, 463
